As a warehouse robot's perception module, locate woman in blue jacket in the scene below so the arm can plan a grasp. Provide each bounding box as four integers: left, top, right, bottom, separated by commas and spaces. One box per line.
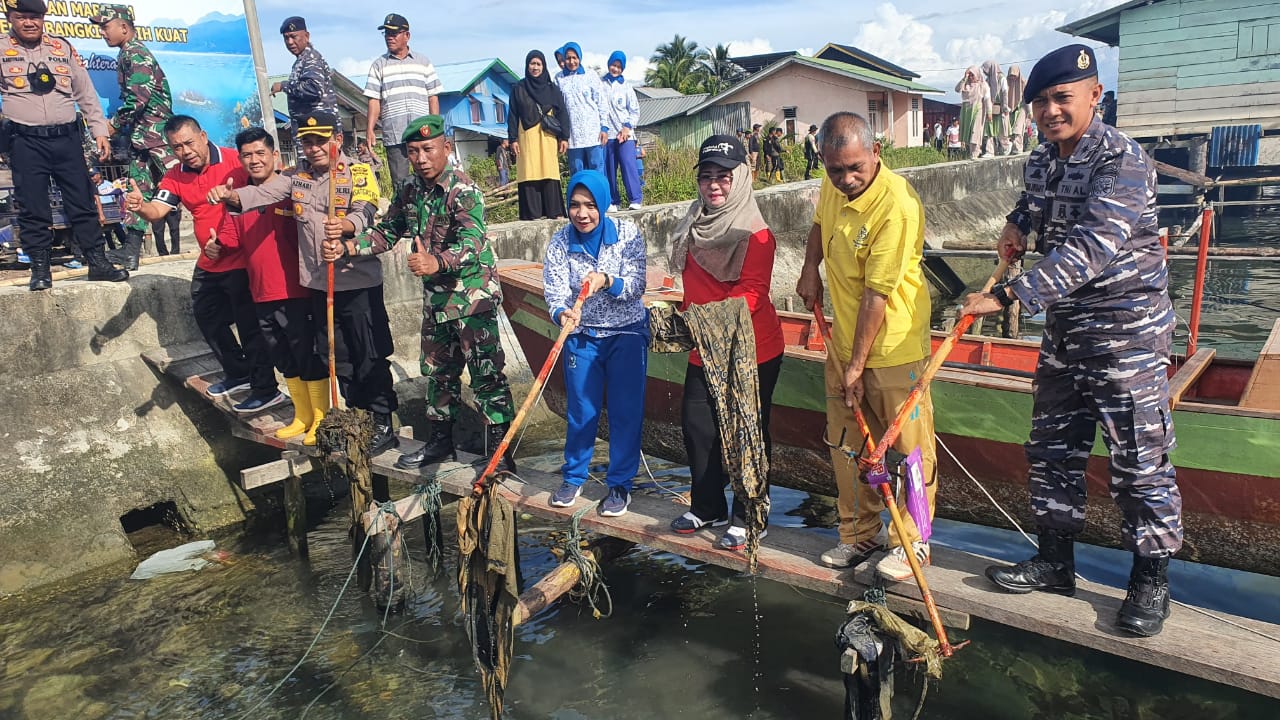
543, 170, 648, 516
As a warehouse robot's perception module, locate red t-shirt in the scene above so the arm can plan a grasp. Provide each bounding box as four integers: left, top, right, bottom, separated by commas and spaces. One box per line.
155, 144, 246, 272
679, 227, 785, 366
216, 188, 306, 303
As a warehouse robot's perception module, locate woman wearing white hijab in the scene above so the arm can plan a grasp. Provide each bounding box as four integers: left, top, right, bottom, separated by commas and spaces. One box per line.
955, 66, 988, 160
1006, 64, 1028, 154
666, 134, 784, 552
981, 59, 1009, 156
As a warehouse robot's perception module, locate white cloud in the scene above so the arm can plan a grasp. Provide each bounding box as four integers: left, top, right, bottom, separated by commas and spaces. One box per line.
726, 38, 773, 57
852, 3, 945, 71
579, 51, 652, 79
335, 56, 378, 79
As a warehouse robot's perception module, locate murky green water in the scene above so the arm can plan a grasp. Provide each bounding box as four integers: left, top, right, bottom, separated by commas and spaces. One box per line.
2, 441, 1277, 719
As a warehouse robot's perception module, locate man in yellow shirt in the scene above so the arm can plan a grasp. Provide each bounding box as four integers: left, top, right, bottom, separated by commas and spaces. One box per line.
796, 111, 937, 582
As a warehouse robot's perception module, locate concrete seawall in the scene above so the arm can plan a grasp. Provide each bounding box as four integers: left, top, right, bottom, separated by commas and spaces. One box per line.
0, 155, 1022, 594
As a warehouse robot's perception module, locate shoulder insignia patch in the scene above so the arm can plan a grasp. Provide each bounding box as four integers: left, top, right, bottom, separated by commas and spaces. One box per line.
292, 190, 305, 200
1091, 173, 1116, 197
457, 192, 477, 212
293, 202, 304, 216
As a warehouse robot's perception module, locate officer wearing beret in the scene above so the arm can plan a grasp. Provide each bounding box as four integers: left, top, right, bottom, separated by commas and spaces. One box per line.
271, 16, 339, 130
91, 4, 177, 271
208, 110, 398, 453
324, 115, 517, 475
961, 44, 1182, 637
3, 0, 127, 290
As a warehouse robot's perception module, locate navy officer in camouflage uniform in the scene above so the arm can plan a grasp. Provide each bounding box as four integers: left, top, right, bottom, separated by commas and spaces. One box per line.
323, 115, 517, 474
271, 16, 339, 128
960, 45, 1181, 637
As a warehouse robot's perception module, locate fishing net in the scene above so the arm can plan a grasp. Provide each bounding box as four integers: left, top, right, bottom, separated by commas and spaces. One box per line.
650, 298, 770, 571
457, 482, 522, 720
837, 600, 943, 720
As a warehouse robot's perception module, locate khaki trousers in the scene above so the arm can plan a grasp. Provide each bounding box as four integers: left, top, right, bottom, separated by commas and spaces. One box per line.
824, 354, 939, 548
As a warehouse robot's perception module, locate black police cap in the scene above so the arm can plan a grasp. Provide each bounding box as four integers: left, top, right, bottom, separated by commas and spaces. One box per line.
5, 0, 48, 13
280, 16, 306, 34
1023, 44, 1098, 105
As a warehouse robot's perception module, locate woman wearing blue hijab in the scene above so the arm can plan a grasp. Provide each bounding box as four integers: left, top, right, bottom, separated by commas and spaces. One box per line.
542, 170, 648, 516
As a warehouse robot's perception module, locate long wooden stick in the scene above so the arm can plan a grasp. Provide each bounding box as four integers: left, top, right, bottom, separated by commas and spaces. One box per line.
850, 407, 956, 656
326, 140, 340, 408
865, 256, 1010, 467
471, 280, 592, 495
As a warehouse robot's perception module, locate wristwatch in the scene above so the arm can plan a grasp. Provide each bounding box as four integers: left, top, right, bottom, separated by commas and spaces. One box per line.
992, 283, 1015, 308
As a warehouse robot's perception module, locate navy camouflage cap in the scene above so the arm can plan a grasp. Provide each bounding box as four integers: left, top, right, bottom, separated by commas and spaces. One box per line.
279, 16, 306, 33
89, 4, 132, 24
403, 115, 445, 143
297, 110, 340, 138
1023, 44, 1098, 105
5, 0, 48, 13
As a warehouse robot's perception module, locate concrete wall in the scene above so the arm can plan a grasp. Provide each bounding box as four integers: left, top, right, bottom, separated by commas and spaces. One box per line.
0, 154, 1022, 594
0, 257, 433, 596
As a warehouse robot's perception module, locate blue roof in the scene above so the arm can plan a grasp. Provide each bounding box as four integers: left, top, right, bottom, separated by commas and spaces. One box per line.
433, 58, 519, 94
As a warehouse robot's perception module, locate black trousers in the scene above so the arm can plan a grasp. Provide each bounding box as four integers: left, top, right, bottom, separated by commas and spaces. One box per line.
191, 267, 275, 395
153, 208, 181, 255
311, 285, 397, 415
11, 129, 102, 254
256, 297, 324, 381
517, 179, 564, 220
683, 354, 782, 525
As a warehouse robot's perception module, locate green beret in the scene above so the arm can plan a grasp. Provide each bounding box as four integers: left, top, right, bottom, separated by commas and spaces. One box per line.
402, 115, 446, 143
89, 4, 132, 24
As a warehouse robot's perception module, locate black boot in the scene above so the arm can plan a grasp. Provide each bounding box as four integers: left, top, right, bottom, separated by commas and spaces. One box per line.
28, 248, 52, 291
112, 230, 142, 271
84, 244, 129, 282
985, 527, 1076, 596
485, 422, 517, 475
394, 419, 454, 469
1117, 555, 1171, 637
369, 412, 399, 455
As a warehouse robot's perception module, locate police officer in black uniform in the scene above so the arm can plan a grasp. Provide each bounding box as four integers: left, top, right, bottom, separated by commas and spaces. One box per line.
2, 0, 127, 290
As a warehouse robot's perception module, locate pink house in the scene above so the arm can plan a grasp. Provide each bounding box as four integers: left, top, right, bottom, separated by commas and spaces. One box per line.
686, 55, 942, 148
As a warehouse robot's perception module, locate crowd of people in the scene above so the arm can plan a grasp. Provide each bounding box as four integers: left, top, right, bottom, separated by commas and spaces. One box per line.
3, 0, 1181, 637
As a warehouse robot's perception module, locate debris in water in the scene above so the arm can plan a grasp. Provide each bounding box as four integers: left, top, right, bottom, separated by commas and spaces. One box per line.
130, 540, 217, 579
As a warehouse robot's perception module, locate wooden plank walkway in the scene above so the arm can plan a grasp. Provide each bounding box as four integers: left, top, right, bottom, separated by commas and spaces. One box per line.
143, 344, 1280, 700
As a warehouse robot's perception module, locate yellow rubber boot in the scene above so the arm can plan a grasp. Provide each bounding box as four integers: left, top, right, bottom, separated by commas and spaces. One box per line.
275, 377, 312, 440
304, 379, 332, 446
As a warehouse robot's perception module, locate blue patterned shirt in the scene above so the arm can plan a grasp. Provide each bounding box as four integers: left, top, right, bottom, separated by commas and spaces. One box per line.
544, 219, 647, 338
554, 71, 608, 150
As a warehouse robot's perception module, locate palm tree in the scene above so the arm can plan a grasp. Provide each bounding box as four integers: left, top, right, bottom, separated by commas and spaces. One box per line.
700, 43, 742, 96
646, 34, 708, 94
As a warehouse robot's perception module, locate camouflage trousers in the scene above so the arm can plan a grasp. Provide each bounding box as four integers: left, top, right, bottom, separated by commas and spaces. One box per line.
1026, 341, 1183, 557
421, 308, 515, 425
122, 143, 179, 231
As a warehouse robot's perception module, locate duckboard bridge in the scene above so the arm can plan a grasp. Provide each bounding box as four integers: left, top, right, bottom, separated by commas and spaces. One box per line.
143, 341, 1280, 701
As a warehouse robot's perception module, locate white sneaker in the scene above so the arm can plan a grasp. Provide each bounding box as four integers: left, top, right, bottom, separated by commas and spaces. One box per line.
876, 542, 930, 582
819, 527, 888, 568
607, 204, 618, 213
628, 202, 643, 210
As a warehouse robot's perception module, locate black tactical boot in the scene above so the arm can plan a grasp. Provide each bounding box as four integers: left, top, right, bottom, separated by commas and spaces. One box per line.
985, 527, 1076, 596
369, 412, 399, 455
394, 419, 454, 469
1117, 555, 1171, 637
485, 422, 517, 475
28, 248, 52, 291
110, 230, 142, 271
84, 244, 129, 282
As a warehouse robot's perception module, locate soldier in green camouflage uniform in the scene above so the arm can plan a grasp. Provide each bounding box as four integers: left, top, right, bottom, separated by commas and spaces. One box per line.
92, 5, 177, 268
329, 115, 516, 472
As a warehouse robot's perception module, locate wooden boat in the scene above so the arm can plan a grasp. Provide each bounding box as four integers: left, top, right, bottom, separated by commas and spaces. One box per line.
498, 260, 1280, 576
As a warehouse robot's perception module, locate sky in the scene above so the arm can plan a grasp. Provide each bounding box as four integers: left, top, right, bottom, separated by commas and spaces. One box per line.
249, 0, 1131, 102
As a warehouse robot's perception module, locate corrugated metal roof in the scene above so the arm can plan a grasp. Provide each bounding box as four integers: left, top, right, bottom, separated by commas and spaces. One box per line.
638, 94, 709, 127
1209, 125, 1262, 168
800, 57, 940, 93
434, 58, 519, 94
636, 86, 683, 99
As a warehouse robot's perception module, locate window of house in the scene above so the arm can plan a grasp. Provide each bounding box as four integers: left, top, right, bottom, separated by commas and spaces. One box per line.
1239, 19, 1280, 58
867, 99, 881, 137
910, 97, 921, 138
469, 97, 483, 124
494, 99, 506, 125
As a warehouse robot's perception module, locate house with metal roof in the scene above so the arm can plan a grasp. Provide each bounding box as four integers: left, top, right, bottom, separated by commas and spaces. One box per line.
685, 54, 942, 147
1060, 0, 1280, 142
268, 71, 371, 165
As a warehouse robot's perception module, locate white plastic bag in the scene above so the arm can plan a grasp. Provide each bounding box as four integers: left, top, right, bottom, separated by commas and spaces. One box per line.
130, 540, 217, 580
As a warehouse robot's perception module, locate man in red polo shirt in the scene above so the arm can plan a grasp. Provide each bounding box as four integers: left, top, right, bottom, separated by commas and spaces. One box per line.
209, 126, 324, 440
125, 115, 280, 411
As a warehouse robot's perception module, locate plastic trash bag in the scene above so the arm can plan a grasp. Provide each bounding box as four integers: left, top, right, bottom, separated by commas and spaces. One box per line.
130, 540, 217, 580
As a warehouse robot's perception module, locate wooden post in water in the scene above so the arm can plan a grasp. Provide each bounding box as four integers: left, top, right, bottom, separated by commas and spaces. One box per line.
349, 411, 375, 593
999, 258, 1021, 339
281, 450, 308, 559
511, 537, 634, 626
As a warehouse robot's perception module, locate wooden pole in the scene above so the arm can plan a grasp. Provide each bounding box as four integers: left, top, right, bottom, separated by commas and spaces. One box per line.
281, 449, 309, 559
1188, 207, 1213, 357
471, 280, 591, 495
511, 538, 634, 626
326, 139, 340, 408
